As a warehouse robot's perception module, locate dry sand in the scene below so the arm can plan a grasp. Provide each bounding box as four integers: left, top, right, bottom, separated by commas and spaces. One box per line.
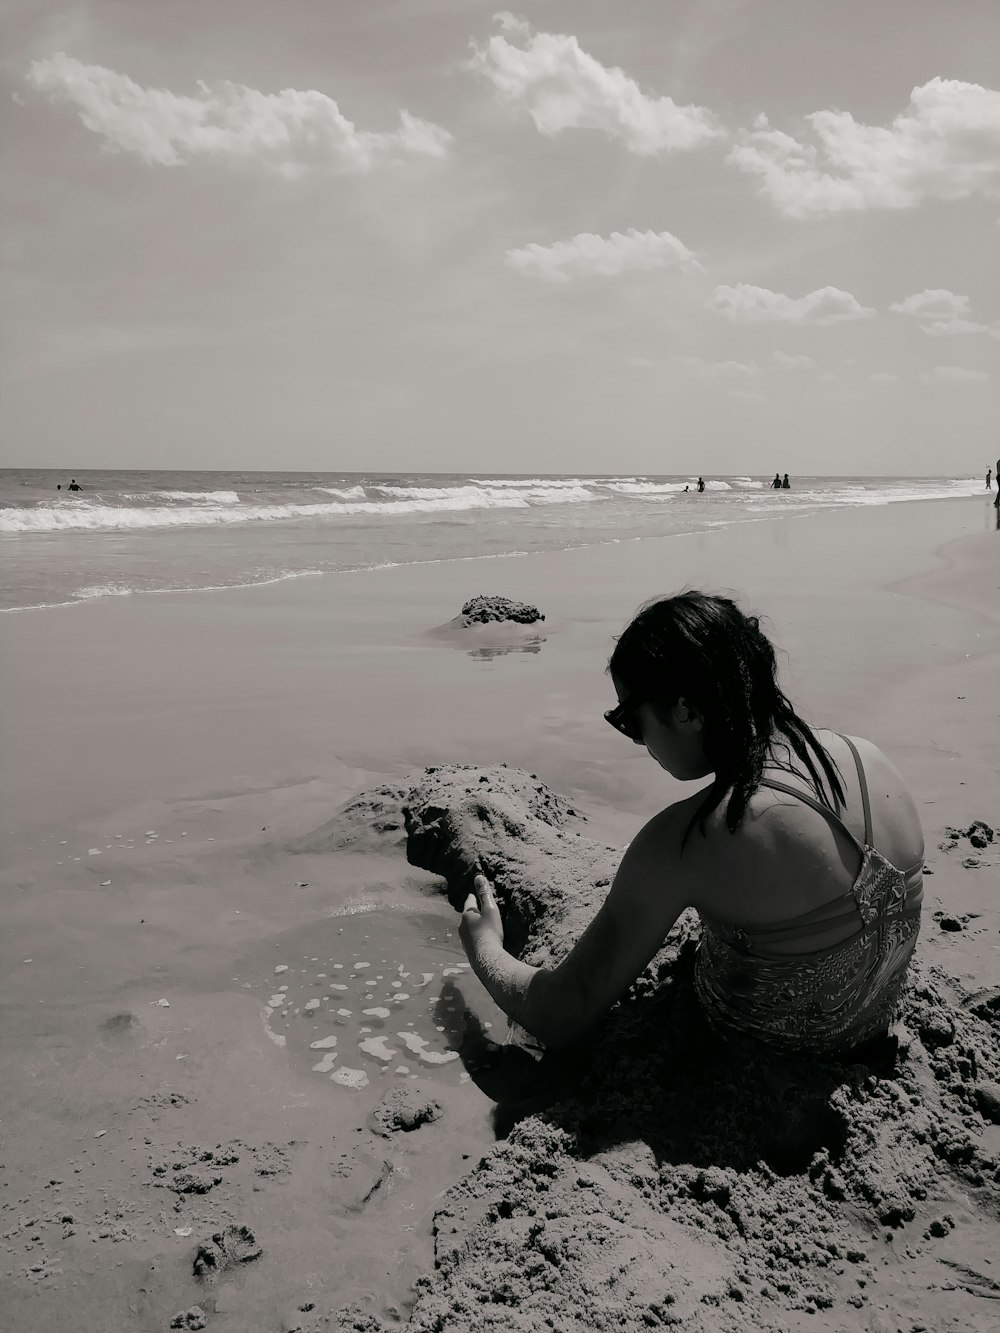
1, 497, 997, 1331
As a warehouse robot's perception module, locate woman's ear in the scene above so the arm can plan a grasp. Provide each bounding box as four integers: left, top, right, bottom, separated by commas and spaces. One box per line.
674, 697, 703, 731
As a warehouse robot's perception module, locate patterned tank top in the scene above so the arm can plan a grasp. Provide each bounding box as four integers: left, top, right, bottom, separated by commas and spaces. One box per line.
694, 736, 923, 1055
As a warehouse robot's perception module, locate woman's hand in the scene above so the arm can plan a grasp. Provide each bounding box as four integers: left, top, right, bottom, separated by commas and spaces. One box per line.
459, 873, 504, 960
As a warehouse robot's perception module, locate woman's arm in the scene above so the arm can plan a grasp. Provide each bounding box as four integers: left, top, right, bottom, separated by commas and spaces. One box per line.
459, 806, 692, 1048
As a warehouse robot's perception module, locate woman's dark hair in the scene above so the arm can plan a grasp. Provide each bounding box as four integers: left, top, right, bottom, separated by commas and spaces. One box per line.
608, 591, 844, 842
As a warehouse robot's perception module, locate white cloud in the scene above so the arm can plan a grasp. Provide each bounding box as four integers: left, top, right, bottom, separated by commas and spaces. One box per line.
676, 356, 760, 379
889, 289, 967, 318
26, 52, 452, 174
920, 365, 989, 383
505, 228, 702, 281
923, 317, 996, 337
868, 371, 899, 383
729, 78, 1000, 217
470, 17, 722, 154
709, 283, 874, 324
889, 289, 997, 337
773, 350, 816, 370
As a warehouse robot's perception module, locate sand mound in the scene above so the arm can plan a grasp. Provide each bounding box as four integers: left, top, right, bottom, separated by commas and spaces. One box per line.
457, 596, 545, 626
368, 1085, 444, 1138
286, 783, 410, 854
335, 764, 1000, 1332
429, 597, 547, 659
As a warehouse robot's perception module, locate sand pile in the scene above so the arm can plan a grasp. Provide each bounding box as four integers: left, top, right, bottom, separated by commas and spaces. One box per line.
331, 764, 1000, 1332
429, 597, 547, 659
456, 597, 545, 626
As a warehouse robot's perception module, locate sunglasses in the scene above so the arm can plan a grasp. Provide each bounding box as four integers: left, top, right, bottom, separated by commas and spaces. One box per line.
604, 696, 643, 741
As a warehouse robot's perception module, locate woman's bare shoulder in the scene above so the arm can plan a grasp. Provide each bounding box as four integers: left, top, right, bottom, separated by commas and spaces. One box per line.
630, 786, 798, 909
836, 731, 924, 863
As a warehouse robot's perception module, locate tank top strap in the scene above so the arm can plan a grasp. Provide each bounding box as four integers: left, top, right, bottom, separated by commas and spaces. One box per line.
839, 734, 872, 846
757, 778, 865, 853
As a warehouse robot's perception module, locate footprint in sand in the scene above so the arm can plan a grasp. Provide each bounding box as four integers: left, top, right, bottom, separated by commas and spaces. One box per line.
243, 908, 502, 1091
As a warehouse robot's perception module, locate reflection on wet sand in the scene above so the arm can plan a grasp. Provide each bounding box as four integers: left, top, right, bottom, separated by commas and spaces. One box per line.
468, 640, 545, 661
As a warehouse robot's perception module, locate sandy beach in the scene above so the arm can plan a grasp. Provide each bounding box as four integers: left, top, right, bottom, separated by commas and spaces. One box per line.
2, 495, 998, 1332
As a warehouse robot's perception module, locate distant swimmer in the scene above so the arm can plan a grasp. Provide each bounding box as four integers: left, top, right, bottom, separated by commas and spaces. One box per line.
781, 473, 791, 490
67, 478, 82, 491
56, 483, 61, 490
771, 473, 782, 490
697, 477, 706, 493
683, 484, 690, 492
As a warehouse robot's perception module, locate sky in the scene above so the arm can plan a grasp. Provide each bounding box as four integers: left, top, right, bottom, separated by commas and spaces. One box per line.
2, 0, 998, 475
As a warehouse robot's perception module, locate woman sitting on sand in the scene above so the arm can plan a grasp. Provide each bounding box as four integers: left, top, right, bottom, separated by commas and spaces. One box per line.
460, 591, 924, 1056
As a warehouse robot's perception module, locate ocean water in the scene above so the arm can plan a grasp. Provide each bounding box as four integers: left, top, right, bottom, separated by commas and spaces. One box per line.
0, 468, 985, 612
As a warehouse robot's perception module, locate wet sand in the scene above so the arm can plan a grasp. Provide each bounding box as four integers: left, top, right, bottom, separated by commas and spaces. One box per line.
1, 496, 998, 1331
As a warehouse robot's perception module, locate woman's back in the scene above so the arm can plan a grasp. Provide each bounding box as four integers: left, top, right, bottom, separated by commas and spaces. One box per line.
678, 729, 924, 1053
690, 730, 923, 951
606, 592, 925, 1055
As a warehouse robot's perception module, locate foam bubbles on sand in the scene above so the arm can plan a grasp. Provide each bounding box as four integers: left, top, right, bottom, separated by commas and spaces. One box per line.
396, 1032, 460, 1065
359, 1036, 398, 1062
331, 1067, 369, 1089
245, 908, 502, 1090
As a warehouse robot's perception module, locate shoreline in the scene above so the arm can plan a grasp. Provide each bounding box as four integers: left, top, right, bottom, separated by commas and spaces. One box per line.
0, 491, 989, 618
1, 496, 998, 1331
2, 495, 992, 854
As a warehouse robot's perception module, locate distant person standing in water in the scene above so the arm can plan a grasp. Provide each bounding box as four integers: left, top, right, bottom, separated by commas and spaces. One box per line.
771, 473, 782, 490
67, 478, 82, 491
697, 477, 706, 493
987, 468, 993, 490
781, 474, 791, 490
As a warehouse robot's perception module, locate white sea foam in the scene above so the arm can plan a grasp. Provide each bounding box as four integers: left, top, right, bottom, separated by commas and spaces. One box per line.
154, 489, 241, 503
75, 583, 133, 600
476, 477, 590, 488
330, 1066, 368, 1088
359, 1035, 398, 1062
0, 476, 986, 549
0, 566, 325, 614
395, 1031, 459, 1065
374, 482, 595, 506
603, 480, 692, 496
0, 492, 532, 533
779, 479, 984, 508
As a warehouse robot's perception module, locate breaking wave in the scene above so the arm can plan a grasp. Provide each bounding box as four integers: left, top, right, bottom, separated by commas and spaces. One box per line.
0, 475, 986, 536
